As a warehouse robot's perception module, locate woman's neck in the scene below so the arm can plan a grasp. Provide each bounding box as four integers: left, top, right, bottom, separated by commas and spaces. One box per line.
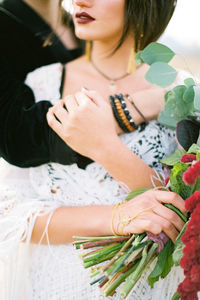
22, 0, 60, 29
91, 36, 134, 79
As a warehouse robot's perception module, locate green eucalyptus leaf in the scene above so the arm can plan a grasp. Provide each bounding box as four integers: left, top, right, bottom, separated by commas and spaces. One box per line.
183, 86, 194, 103
187, 143, 200, 153
135, 50, 144, 65
145, 62, 177, 88
196, 152, 200, 160
164, 90, 171, 103
161, 149, 186, 166
194, 86, 200, 112
184, 77, 195, 88
158, 110, 178, 129
141, 42, 175, 65
159, 86, 195, 129
168, 86, 192, 118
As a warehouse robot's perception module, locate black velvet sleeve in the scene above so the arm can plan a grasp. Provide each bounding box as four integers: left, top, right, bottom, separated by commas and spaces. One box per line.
0, 7, 92, 168
0, 61, 80, 167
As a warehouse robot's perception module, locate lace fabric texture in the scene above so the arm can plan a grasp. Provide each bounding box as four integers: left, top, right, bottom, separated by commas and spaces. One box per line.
0, 63, 188, 300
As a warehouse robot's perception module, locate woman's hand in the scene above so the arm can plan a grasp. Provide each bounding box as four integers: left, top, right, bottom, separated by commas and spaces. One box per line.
113, 190, 187, 243
47, 90, 160, 190
47, 90, 117, 160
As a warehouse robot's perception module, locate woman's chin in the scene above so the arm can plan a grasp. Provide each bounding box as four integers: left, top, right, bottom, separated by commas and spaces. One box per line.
74, 29, 96, 41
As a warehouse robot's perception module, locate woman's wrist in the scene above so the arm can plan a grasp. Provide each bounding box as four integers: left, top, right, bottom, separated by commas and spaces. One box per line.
92, 135, 123, 165
110, 94, 146, 135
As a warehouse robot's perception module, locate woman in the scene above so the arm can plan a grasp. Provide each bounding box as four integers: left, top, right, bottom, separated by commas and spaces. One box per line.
0, 0, 185, 299
0, 0, 166, 169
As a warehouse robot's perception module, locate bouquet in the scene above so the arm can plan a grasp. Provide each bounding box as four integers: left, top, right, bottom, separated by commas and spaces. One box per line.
73, 43, 200, 300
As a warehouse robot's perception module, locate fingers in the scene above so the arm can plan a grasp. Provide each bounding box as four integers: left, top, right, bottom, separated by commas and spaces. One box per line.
75, 92, 94, 107
141, 190, 187, 215
47, 107, 63, 136
125, 217, 162, 236
153, 203, 185, 232
125, 213, 179, 243
146, 214, 179, 243
153, 190, 187, 215
81, 89, 106, 106
64, 95, 78, 112
123, 189, 186, 243
51, 100, 68, 124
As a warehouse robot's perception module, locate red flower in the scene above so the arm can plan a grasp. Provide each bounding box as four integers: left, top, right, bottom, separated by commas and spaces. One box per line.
183, 159, 200, 185
185, 191, 200, 212
182, 277, 197, 292
180, 255, 193, 272
182, 205, 200, 245
178, 202, 200, 300
190, 265, 200, 283
181, 154, 196, 163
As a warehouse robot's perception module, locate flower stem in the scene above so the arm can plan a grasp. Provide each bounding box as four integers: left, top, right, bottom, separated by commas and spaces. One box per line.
81, 236, 130, 249
84, 248, 122, 268
121, 243, 158, 299
104, 262, 140, 297
164, 204, 187, 222
101, 235, 135, 273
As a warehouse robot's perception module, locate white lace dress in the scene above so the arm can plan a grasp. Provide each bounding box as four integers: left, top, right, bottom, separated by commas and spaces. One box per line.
0, 63, 184, 300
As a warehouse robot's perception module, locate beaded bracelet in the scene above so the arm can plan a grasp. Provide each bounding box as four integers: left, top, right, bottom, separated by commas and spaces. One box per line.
115, 94, 138, 131
109, 95, 130, 133
125, 94, 149, 125
110, 94, 139, 133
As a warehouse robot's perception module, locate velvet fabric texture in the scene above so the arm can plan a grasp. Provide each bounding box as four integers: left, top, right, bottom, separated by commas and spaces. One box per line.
0, 0, 91, 168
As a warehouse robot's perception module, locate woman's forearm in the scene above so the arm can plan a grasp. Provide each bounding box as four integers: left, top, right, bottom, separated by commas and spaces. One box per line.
93, 136, 157, 191
31, 190, 187, 245
31, 205, 113, 244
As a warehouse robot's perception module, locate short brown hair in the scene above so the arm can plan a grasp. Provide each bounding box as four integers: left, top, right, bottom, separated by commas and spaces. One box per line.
119, 0, 177, 52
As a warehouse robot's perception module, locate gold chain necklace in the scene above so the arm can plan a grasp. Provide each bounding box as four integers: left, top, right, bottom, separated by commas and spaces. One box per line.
91, 58, 130, 93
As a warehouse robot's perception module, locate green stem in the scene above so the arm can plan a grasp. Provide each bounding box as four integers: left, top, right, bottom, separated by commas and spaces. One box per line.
101, 235, 135, 273
84, 249, 120, 268
104, 262, 140, 297
90, 269, 101, 278
82, 243, 121, 259
83, 243, 124, 264
109, 237, 147, 277
73, 235, 120, 241
164, 204, 187, 223
120, 243, 158, 299
81, 236, 130, 249
124, 240, 152, 266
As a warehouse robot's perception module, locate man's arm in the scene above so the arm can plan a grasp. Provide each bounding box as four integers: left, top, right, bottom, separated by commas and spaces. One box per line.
0, 61, 79, 167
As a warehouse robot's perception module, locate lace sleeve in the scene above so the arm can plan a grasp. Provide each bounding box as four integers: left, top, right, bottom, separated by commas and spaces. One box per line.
0, 186, 60, 260
120, 120, 177, 181
0, 157, 61, 260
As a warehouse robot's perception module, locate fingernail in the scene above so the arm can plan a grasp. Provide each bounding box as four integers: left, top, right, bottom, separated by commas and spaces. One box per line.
82, 87, 89, 92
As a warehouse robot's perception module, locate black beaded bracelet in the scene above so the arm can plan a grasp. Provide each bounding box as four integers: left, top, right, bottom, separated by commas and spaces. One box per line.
109, 95, 129, 133
115, 94, 138, 130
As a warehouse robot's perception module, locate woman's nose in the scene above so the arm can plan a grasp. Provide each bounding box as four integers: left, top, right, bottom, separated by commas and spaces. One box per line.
73, 0, 93, 8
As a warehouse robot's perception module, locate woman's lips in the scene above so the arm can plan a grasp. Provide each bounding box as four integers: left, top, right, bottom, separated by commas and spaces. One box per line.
75, 12, 95, 24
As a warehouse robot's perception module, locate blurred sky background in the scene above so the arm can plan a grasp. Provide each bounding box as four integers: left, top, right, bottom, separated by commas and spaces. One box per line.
63, 0, 200, 78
